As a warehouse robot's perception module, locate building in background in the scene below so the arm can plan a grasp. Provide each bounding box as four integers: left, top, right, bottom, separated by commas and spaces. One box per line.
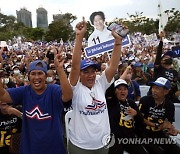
16, 8, 32, 27
53, 14, 64, 22
53, 13, 70, 25
36, 7, 48, 31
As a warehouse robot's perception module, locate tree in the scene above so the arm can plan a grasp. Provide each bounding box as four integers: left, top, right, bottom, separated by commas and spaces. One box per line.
30, 28, 45, 40
84, 21, 94, 40
164, 8, 180, 33
126, 12, 157, 34
44, 13, 77, 42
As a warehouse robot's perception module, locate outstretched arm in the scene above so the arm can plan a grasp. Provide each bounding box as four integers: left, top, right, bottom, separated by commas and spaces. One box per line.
120, 65, 132, 80
105, 28, 123, 82
69, 17, 86, 86
154, 31, 165, 67
7, 106, 23, 118
54, 46, 73, 102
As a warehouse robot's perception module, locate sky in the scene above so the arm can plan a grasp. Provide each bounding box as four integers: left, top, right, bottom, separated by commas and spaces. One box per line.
0, 0, 179, 28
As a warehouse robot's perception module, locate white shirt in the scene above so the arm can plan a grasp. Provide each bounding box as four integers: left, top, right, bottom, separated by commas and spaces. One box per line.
88, 27, 113, 47
69, 71, 113, 149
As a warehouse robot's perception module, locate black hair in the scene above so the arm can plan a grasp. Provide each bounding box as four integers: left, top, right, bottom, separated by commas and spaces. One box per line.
90, 11, 105, 25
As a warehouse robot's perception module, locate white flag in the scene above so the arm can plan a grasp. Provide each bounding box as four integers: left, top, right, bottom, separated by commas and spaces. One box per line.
158, 0, 168, 33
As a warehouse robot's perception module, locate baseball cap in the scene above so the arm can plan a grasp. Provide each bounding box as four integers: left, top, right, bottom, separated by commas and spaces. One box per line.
80, 59, 98, 70
114, 79, 128, 89
28, 60, 47, 73
162, 50, 174, 58
150, 77, 171, 90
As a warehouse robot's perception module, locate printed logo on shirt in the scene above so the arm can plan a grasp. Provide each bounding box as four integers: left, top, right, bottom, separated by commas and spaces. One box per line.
25, 106, 52, 120
165, 71, 174, 81
85, 98, 105, 110
0, 128, 18, 147
0, 118, 17, 130
146, 107, 165, 131
79, 98, 106, 116
119, 105, 133, 128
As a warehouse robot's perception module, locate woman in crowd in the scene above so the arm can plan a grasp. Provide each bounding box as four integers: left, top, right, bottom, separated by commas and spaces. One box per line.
107, 79, 147, 154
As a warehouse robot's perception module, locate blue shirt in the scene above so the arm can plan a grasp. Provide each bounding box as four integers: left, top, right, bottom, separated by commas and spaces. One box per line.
7, 84, 65, 154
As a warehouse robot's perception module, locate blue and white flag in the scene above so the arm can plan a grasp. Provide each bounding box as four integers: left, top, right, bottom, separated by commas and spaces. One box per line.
172, 46, 180, 58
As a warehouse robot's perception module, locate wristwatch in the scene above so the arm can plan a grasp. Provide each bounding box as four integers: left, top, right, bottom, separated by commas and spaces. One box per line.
155, 123, 160, 129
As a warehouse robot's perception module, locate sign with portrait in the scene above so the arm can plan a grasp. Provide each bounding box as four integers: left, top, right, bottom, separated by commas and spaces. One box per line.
86, 11, 131, 58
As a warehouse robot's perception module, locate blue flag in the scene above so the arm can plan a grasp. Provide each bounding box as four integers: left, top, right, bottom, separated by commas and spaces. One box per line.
172, 46, 180, 58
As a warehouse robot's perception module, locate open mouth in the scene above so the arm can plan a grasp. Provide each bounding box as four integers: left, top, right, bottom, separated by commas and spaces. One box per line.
34, 81, 41, 87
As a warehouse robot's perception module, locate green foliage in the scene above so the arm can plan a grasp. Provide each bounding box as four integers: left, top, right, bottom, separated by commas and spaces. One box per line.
44, 13, 77, 42
84, 21, 94, 40
164, 8, 180, 32
125, 12, 157, 34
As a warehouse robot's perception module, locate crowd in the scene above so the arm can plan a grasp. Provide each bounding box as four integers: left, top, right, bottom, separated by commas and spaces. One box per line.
0, 17, 180, 154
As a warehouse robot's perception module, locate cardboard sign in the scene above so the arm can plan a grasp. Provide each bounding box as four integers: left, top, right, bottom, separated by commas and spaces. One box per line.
84, 35, 131, 58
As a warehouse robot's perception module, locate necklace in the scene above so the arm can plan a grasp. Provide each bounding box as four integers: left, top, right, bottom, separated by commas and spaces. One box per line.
154, 99, 165, 108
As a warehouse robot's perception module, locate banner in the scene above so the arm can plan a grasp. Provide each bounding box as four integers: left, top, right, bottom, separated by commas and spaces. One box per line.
84, 35, 131, 58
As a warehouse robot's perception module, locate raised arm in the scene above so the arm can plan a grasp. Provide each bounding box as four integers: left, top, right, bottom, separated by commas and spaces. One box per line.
154, 31, 165, 67
120, 65, 132, 80
69, 18, 87, 86
105, 29, 123, 82
54, 46, 73, 102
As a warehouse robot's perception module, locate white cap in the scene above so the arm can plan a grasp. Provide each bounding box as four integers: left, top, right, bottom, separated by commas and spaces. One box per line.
114, 79, 128, 88
151, 77, 171, 90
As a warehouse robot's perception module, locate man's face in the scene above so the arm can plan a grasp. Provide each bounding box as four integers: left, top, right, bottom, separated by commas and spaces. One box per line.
101, 63, 107, 71
29, 70, 47, 93
80, 67, 96, 89
115, 85, 128, 101
93, 15, 104, 31
161, 55, 172, 65
152, 85, 169, 100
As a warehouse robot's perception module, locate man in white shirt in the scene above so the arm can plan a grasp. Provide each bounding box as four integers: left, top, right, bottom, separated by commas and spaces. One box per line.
68, 17, 123, 154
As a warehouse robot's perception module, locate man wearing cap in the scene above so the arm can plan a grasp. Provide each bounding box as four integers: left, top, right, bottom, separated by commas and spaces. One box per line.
153, 31, 179, 103
0, 50, 72, 154
138, 77, 180, 153
107, 79, 147, 154
68, 18, 123, 154
132, 62, 148, 85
